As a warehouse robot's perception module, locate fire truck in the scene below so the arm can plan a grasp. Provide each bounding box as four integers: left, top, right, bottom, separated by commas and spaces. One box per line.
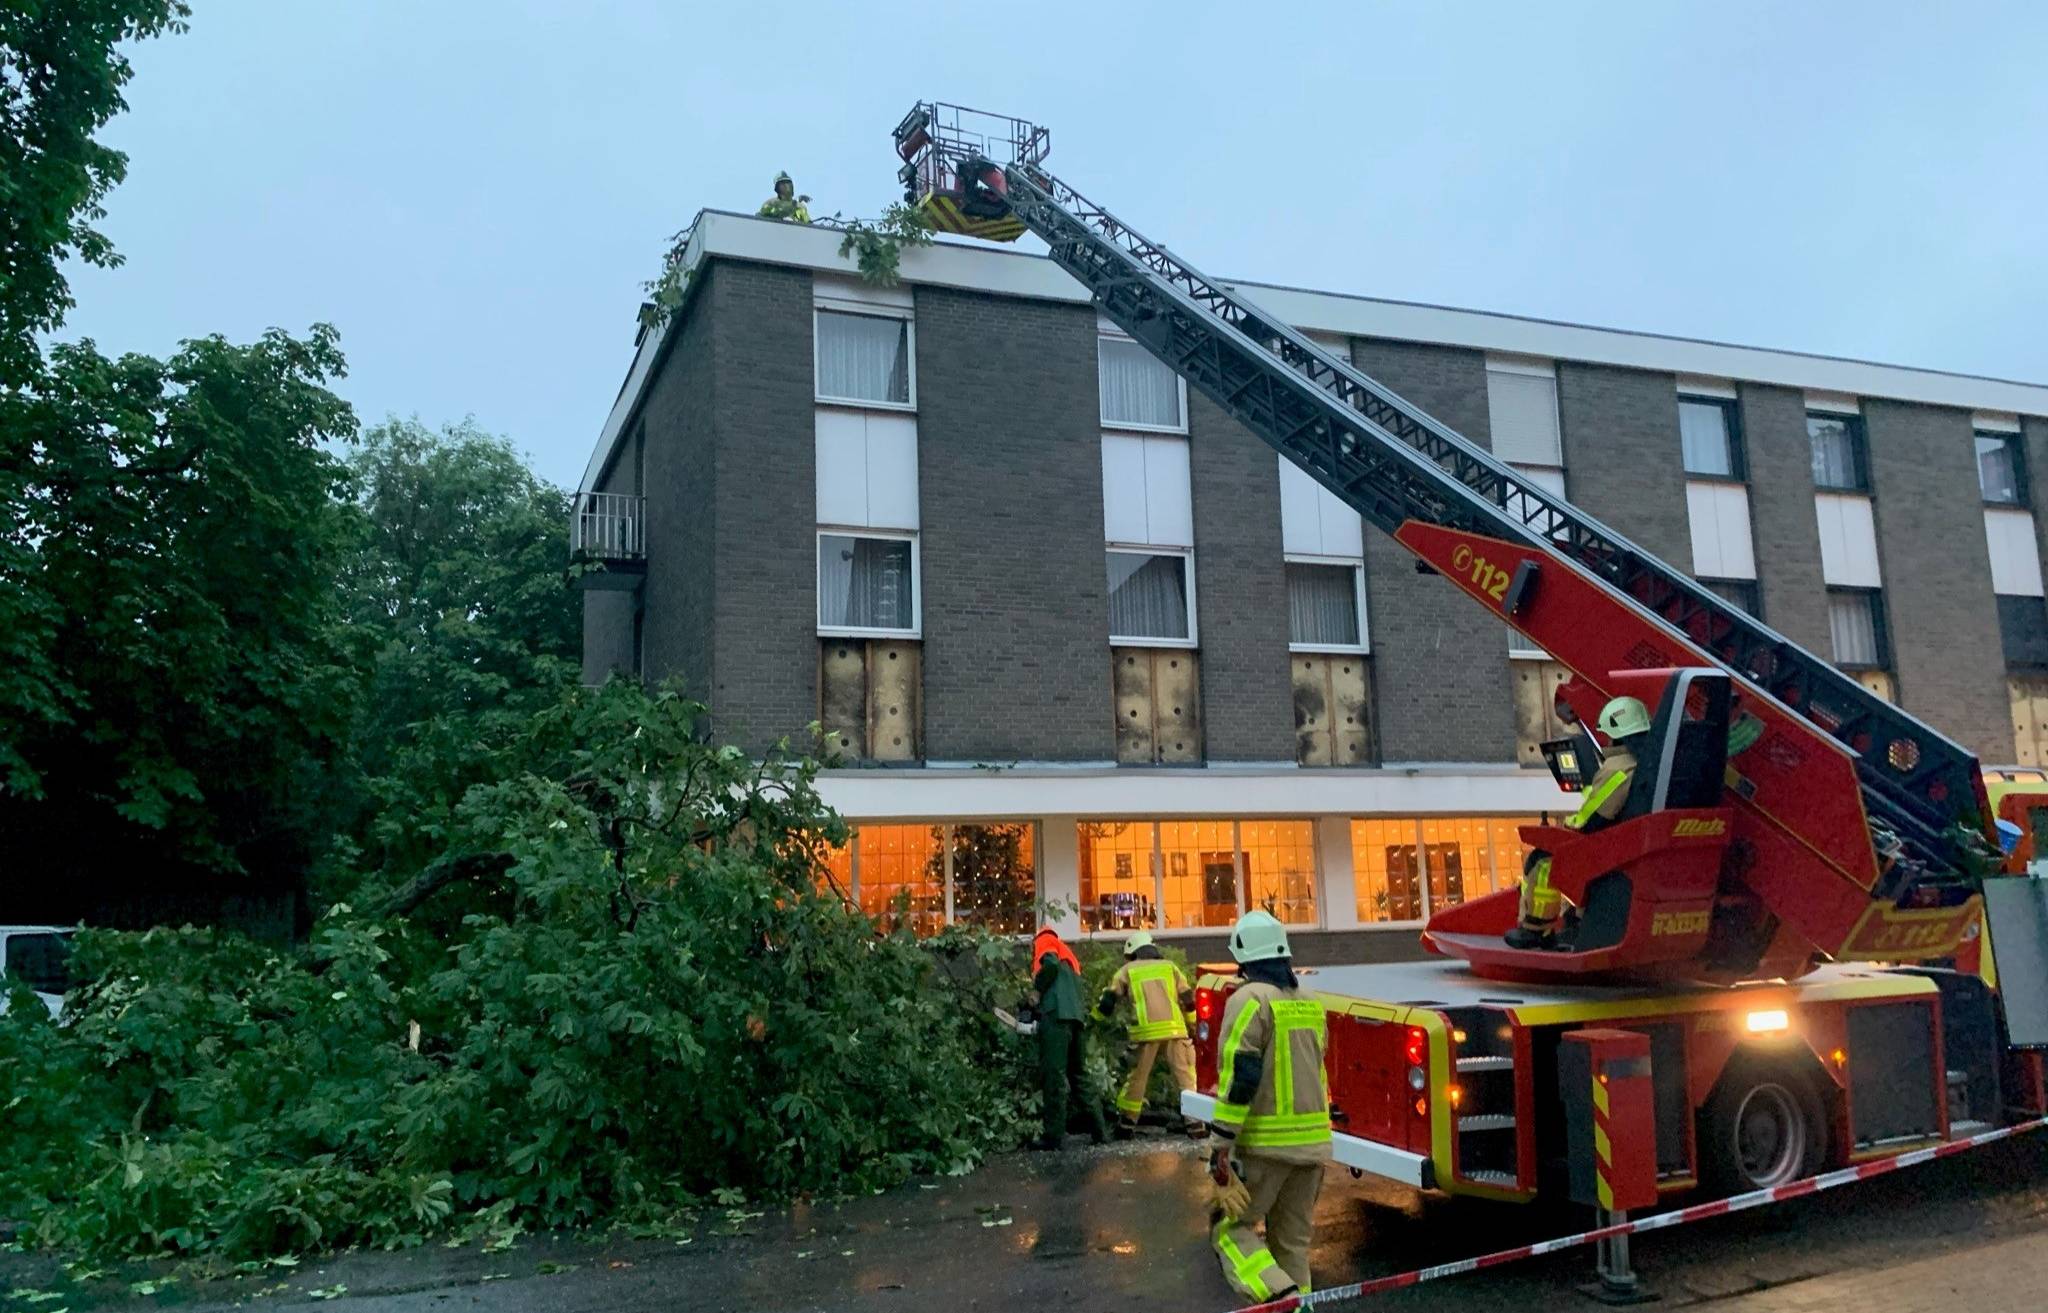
891, 102, 2048, 1201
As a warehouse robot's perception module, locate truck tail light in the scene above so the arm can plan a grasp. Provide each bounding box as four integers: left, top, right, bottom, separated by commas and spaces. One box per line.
1196, 988, 1218, 1021
1404, 1026, 1428, 1066
1406, 1025, 1430, 1118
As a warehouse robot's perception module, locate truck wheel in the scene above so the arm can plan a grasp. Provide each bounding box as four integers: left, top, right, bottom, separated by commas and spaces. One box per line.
1698, 1060, 1825, 1194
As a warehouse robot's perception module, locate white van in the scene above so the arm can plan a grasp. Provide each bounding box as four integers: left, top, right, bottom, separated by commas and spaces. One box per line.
0, 927, 74, 1019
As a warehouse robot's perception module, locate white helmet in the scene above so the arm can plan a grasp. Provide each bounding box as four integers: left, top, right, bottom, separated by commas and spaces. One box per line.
1597, 695, 1652, 742
1123, 931, 1155, 957
1229, 910, 1291, 963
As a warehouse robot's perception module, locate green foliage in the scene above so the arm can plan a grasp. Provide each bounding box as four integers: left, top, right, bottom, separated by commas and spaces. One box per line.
640, 203, 935, 332
0, 327, 360, 885
831, 204, 935, 287
330, 418, 580, 896
0, 1, 190, 378
0, 683, 1038, 1261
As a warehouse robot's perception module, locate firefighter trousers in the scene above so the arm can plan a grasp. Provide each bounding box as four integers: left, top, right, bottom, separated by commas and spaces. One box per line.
1212, 1155, 1322, 1300
1116, 1037, 1197, 1123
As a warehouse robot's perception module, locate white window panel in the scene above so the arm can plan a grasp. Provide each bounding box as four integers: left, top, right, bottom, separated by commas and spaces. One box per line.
1986, 507, 2045, 597
1504, 462, 1567, 539
1144, 435, 1194, 547
815, 409, 919, 530
1805, 391, 1860, 415
1674, 374, 1738, 400
1101, 433, 1192, 548
1973, 411, 2022, 434
1686, 481, 1757, 580
1815, 492, 1882, 587
1485, 361, 1562, 466
1278, 457, 1364, 557
816, 310, 913, 408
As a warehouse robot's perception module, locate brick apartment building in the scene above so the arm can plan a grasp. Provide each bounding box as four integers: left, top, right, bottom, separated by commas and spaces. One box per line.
575, 210, 2048, 962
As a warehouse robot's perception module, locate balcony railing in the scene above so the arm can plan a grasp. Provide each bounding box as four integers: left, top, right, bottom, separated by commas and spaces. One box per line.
571, 491, 646, 563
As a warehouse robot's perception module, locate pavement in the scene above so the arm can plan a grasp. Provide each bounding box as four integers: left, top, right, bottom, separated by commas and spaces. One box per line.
2, 1130, 2044, 1313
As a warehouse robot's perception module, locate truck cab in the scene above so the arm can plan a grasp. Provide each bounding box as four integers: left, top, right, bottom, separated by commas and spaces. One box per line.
0, 926, 74, 1020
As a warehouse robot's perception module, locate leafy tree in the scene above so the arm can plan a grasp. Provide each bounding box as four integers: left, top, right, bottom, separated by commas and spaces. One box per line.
330, 418, 579, 897
0, 0, 190, 380
0, 327, 360, 911
0, 682, 1038, 1260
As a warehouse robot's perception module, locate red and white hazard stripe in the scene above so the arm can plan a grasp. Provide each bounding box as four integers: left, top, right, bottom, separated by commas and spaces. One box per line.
1223, 1114, 2048, 1313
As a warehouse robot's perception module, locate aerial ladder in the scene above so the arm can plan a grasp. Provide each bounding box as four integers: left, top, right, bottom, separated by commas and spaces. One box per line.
891, 101, 2005, 986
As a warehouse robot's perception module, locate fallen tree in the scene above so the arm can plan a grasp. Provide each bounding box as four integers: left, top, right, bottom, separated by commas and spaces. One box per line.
0, 681, 1038, 1260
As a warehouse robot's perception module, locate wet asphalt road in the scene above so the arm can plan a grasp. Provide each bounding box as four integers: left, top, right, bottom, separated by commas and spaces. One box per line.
7, 1131, 2045, 1312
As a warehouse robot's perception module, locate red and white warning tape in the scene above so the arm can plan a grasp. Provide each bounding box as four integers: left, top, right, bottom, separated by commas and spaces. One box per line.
1225, 1113, 2048, 1313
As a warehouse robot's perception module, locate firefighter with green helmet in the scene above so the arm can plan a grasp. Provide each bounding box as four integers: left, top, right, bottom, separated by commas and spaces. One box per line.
1207, 910, 1329, 1303
1097, 931, 1206, 1139
759, 171, 811, 223
1506, 694, 1651, 950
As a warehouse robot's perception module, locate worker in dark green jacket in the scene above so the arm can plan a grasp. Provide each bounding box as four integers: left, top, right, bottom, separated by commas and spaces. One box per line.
1030, 927, 1108, 1150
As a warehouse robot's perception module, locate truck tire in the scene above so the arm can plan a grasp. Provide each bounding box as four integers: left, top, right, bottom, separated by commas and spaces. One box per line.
1697, 1059, 1826, 1194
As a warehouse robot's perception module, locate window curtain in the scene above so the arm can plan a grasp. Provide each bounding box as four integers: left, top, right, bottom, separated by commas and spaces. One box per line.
817, 311, 909, 404
1286, 562, 1359, 645
1808, 417, 1859, 489
1484, 370, 1562, 465
820, 535, 913, 629
1977, 435, 2020, 504
1678, 400, 1734, 477
1107, 551, 1188, 639
1099, 338, 1181, 428
1828, 592, 1880, 665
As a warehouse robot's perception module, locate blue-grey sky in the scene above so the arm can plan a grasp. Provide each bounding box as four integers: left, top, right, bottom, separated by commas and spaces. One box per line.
63, 0, 2048, 489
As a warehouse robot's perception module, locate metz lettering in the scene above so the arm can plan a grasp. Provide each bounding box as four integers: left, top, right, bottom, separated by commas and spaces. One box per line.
1670, 818, 1727, 838
1651, 909, 1712, 936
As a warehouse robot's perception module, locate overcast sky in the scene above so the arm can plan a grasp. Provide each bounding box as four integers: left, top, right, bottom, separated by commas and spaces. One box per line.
61, 0, 2048, 489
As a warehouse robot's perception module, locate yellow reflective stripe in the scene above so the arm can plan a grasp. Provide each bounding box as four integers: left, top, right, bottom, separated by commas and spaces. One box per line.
1213, 1100, 1251, 1127
1115, 1093, 1145, 1115
1214, 994, 1262, 1125
1212, 1220, 1282, 1300
1569, 767, 1631, 829
1237, 1124, 1331, 1148
1127, 962, 1186, 1038
1240, 1110, 1329, 1130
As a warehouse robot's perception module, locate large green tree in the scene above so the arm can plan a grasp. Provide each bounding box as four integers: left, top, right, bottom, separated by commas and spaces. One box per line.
331, 418, 580, 894
0, 0, 189, 380
0, 328, 360, 912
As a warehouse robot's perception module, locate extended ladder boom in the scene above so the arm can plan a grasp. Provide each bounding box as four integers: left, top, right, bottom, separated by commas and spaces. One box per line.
889, 103, 1993, 962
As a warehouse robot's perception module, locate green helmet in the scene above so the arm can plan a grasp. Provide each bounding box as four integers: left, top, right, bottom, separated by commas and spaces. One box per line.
1229, 910, 1291, 964
1598, 695, 1652, 741
1123, 930, 1155, 957
773, 170, 793, 185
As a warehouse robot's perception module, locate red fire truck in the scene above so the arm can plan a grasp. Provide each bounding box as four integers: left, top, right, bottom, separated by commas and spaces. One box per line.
892, 102, 2048, 1202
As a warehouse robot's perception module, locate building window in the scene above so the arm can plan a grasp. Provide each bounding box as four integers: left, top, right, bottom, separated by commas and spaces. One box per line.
1078, 819, 1319, 933
821, 822, 1039, 938
1700, 577, 1761, 617
1107, 549, 1194, 644
1159, 819, 1241, 930
1351, 817, 1538, 925
1099, 336, 1185, 431
818, 531, 917, 635
1239, 820, 1318, 925
1808, 412, 1868, 492
1484, 359, 1562, 467
1827, 588, 1889, 669
1286, 560, 1364, 650
1977, 432, 2027, 506
948, 823, 1037, 935
2000, 595, 2048, 671
1679, 396, 1744, 479
816, 309, 912, 407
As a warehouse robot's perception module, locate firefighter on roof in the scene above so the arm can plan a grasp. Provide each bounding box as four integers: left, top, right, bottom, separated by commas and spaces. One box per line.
1097, 932, 1206, 1140
1506, 695, 1651, 950
1208, 911, 1329, 1303
759, 171, 811, 223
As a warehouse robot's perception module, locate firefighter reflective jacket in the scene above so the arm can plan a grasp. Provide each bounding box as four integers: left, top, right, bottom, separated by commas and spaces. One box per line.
1212, 981, 1331, 1162
1106, 958, 1190, 1041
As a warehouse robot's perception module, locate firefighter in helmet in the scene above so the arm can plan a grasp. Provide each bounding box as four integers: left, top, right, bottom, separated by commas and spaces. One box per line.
1207, 911, 1329, 1303
1506, 695, 1651, 950
759, 171, 811, 223
1097, 931, 1206, 1139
